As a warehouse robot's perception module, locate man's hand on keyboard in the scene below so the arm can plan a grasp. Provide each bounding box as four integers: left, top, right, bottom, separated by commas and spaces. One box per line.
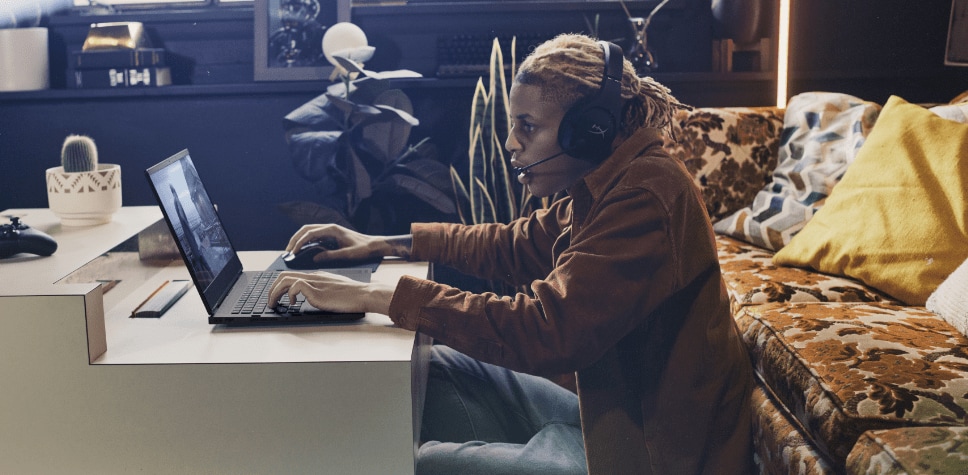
268, 270, 395, 315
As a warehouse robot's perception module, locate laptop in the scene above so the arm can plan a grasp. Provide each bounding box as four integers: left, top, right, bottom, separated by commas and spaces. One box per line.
145, 149, 365, 325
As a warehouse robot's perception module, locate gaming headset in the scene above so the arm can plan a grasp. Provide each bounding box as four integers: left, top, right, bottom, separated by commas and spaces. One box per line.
557, 40, 625, 163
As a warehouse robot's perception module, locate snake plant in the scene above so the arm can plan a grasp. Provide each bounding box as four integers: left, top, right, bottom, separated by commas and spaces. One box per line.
450, 37, 550, 225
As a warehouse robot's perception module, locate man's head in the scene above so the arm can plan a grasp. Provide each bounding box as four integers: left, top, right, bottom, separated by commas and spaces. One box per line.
506, 34, 689, 197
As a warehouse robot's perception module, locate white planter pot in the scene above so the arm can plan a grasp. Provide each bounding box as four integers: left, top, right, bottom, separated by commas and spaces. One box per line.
46, 164, 122, 226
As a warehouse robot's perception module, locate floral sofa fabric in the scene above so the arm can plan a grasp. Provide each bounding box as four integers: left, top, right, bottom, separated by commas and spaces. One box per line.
847, 426, 968, 474
664, 96, 968, 475
716, 235, 896, 311
738, 302, 968, 465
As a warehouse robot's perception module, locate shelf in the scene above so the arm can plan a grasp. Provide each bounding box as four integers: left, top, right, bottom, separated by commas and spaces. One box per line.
0, 72, 774, 102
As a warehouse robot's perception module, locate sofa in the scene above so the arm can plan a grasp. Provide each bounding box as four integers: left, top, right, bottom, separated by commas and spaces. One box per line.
661, 91, 968, 474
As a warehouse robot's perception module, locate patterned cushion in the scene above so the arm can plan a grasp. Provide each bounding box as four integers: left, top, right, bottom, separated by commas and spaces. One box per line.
736, 302, 968, 468
663, 106, 784, 222
714, 92, 881, 251
846, 427, 968, 475
773, 96, 968, 305
716, 235, 895, 312
752, 380, 836, 475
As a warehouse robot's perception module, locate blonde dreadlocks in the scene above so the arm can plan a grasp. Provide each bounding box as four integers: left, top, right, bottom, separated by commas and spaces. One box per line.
515, 33, 690, 138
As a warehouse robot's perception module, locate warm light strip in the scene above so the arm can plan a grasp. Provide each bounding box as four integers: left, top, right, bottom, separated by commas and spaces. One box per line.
776, 0, 791, 108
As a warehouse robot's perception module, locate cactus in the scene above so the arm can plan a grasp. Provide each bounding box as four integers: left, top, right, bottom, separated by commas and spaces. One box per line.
61, 134, 99, 173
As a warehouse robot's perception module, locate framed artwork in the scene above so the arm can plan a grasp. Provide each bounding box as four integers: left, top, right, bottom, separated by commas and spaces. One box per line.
946, 0, 968, 66
254, 0, 351, 81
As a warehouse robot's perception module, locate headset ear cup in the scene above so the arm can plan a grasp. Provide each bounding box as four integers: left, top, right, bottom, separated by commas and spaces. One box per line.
558, 103, 618, 163
556, 41, 625, 164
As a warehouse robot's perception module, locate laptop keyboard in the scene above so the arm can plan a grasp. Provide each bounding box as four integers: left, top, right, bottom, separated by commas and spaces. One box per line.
231, 271, 304, 315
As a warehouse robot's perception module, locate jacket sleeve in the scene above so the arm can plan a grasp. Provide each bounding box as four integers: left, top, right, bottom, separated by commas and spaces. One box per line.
389, 184, 685, 377
409, 198, 571, 286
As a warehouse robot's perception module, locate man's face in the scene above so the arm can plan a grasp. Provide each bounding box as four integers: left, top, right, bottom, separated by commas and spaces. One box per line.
506, 83, 595, 198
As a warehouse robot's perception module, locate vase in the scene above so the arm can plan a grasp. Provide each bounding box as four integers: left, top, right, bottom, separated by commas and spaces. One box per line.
0, 27, 49, 92
46, 164, 122, 226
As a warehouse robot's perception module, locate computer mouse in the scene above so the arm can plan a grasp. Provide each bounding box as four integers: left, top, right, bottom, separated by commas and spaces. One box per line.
282, 237, 339, 270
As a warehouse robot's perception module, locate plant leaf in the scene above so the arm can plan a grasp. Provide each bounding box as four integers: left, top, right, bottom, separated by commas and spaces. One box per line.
283, 93, 346, 131
386, 174, 456, 215
346, 147, 371, 216
450, 166, 471, 225
469, 78, 489, 145
287, 130, 344, 182
393, 158, 452, 191
473, 177, 496, 224
361, 89, 415, 164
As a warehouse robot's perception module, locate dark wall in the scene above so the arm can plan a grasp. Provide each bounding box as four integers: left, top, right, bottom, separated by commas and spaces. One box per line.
789, 0, 968, 104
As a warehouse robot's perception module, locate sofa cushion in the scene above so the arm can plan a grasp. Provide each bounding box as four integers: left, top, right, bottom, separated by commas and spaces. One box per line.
773, 96, 968, 305
927, 257, 968, 338
717, 235, 895, 312
663, 106, 784, 221
714, 92, 880, 251
736, 302, 968, 467
846, 426, 968, 475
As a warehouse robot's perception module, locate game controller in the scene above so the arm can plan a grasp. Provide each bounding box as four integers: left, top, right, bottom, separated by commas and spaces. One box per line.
0, 216, 58, 258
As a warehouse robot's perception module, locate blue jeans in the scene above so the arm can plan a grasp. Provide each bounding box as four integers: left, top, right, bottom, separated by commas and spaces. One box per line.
417, 345, 587, 475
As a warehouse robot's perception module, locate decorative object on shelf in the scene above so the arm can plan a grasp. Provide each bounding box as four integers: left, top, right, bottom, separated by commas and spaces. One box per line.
711, 0, 769, 46
619, 0, 670, 74
0, 27, 50, 92
69, 66, 172, 89
321, 21, 373, 80
279, 48, 453, 234
69, 23, 170, 89
46, 134, 122, 226
710, 0, 773, 73
253, 0, 351, 81
81, 22, 150, 51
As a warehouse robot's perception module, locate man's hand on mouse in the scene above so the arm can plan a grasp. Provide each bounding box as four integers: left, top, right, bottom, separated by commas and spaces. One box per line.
269, 270, 396, 315
286, 224, 413, 264
286, 224, 382, 264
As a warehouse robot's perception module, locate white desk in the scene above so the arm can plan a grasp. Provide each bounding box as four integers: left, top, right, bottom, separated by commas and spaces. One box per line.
0, 207, 431, 474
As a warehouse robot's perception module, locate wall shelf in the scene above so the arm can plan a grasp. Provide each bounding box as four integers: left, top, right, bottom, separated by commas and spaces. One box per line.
0, 71, 774, 102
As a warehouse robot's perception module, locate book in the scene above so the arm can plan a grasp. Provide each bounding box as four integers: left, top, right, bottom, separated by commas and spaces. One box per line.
70, 67, 172, 89
70, 48, 167, 70
130, 280, 192, 318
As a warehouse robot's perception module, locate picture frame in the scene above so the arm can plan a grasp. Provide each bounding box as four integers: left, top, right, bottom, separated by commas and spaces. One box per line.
946, 0, 968, 67
253, 0, 351, 81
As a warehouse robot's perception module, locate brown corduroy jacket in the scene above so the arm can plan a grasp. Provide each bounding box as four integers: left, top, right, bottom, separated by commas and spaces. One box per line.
389, 127, 753, 474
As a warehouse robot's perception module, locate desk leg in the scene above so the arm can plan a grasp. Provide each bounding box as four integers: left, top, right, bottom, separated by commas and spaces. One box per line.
411, 331, 433, 472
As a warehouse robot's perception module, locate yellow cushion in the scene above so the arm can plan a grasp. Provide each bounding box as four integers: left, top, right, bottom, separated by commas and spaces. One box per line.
773, 96, 968, 305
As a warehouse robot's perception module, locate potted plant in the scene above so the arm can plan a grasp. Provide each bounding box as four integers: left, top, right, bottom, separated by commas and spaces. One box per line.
46, 134, 122, 226
279, 51, 456, 234
450, 37, 554, 227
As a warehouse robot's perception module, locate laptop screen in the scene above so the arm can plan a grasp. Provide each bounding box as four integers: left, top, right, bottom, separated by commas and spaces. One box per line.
146, 149, 243, 313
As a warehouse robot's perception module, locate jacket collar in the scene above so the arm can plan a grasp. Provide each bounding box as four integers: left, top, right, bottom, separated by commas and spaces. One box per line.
568, 127, 666, 202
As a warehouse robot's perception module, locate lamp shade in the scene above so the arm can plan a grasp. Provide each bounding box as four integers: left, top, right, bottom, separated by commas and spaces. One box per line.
322, 22, 369, 68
